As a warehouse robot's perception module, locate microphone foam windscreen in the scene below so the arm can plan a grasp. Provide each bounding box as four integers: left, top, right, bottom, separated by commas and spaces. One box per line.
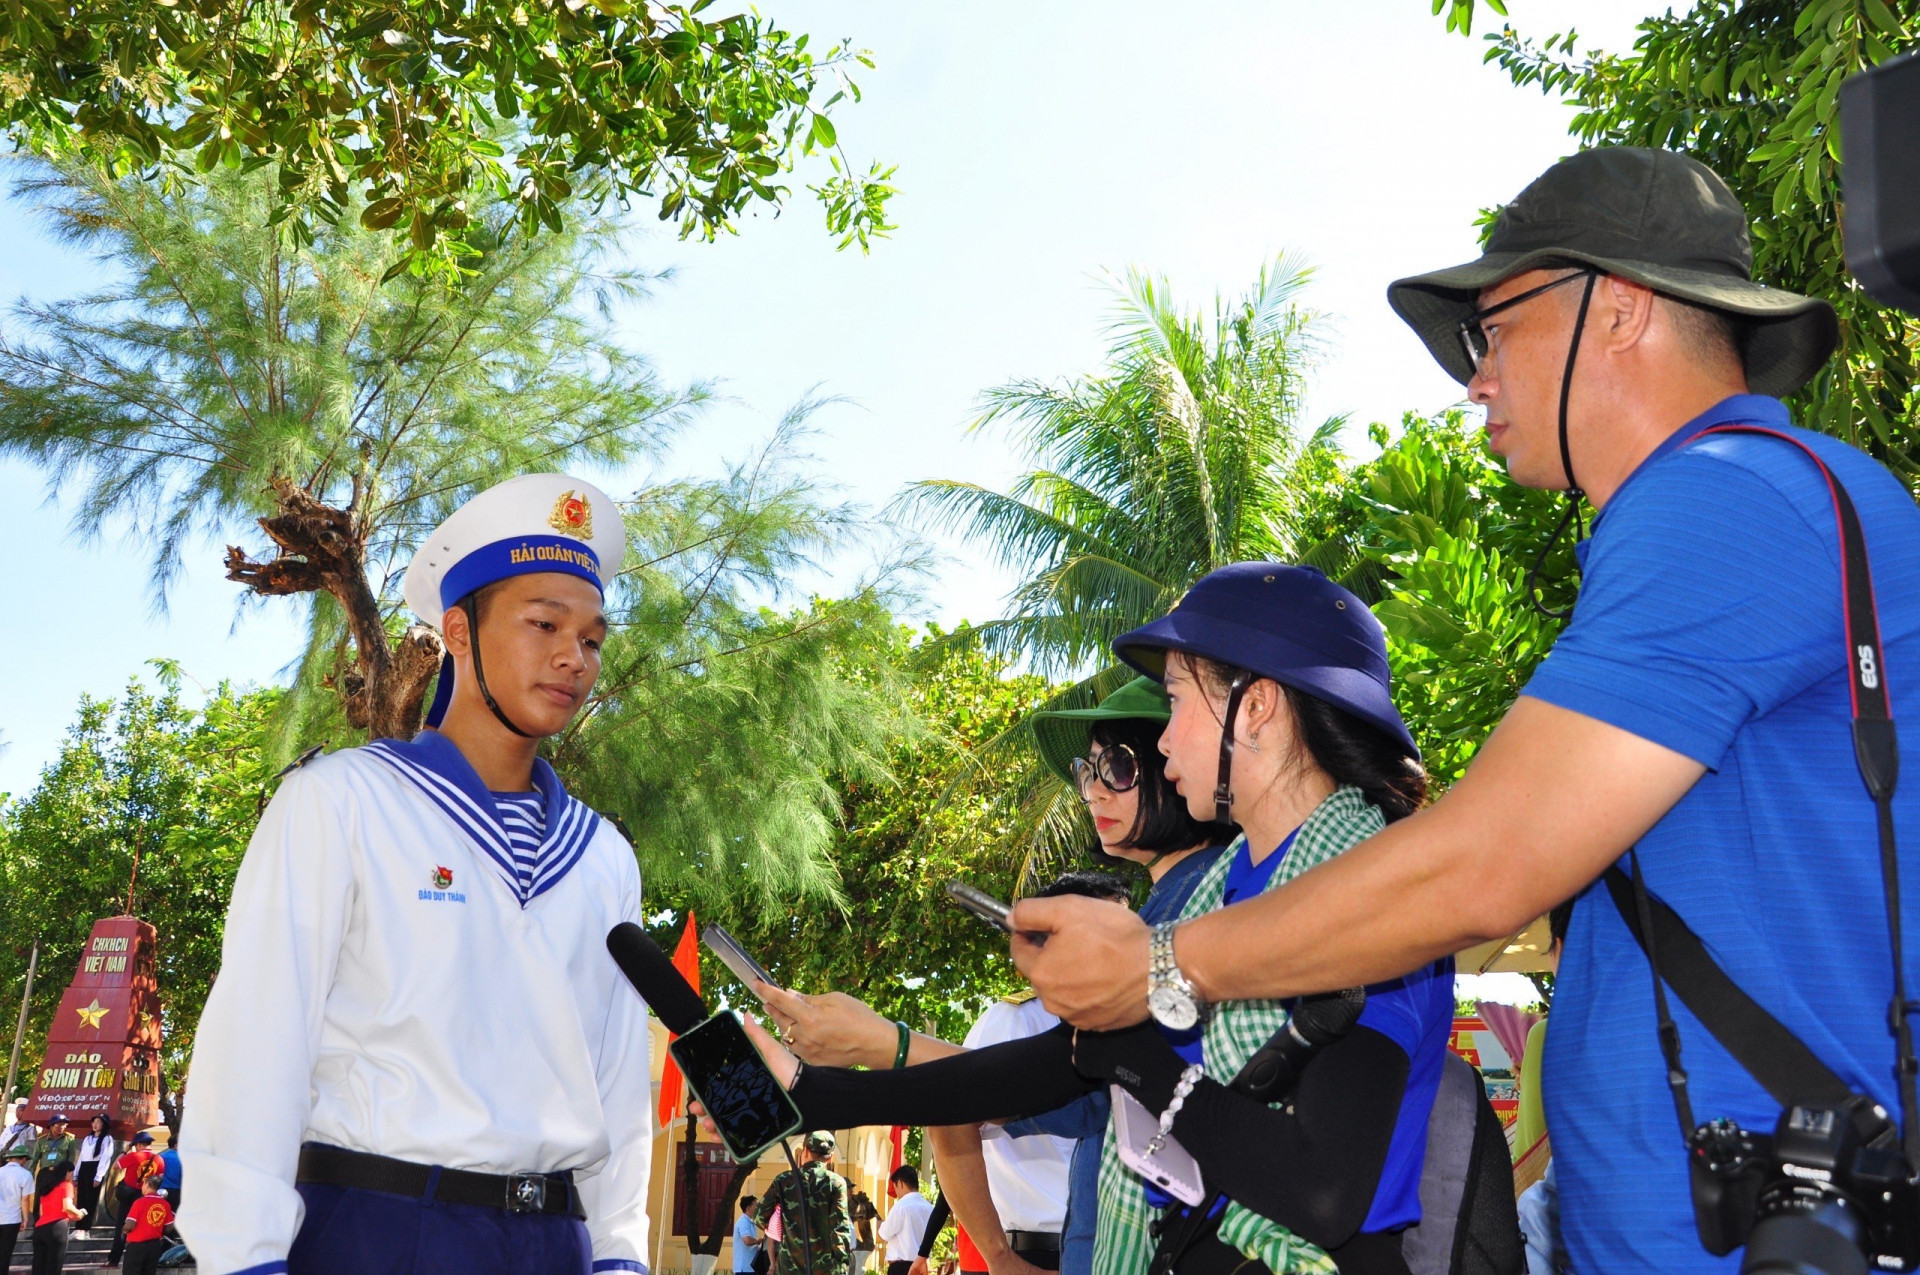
1289, 987, 1367, 1046
606, 922, 710, 1034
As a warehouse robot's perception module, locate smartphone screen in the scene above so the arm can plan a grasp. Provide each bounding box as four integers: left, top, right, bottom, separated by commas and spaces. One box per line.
670, 1012, 803, 1161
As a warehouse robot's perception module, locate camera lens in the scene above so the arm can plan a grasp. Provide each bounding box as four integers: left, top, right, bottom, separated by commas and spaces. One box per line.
1740, 1201, 1869, 1275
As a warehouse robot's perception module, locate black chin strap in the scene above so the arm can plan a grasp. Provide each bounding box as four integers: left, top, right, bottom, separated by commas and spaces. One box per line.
1213, 674, 1253, 825
1526, 270, 1600, 621
459, 592, 536, 739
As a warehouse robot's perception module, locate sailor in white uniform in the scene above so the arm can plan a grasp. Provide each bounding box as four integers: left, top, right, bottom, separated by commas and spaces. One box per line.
179, 475, 654, 1275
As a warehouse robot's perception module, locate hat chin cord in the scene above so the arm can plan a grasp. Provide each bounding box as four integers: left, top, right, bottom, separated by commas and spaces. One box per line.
458, 593, 537, 739
1212, 673, 1253, 825
1526, 270, 1600, 621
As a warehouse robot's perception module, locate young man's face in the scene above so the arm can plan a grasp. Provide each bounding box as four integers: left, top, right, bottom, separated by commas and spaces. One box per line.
455, 572, 609, 736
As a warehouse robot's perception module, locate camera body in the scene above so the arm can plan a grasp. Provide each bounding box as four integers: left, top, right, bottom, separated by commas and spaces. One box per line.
1687, 1102, 1920, 1272
1842, 47, 1920, 315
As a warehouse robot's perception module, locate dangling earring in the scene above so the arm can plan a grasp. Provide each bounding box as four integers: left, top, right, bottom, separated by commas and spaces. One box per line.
1245, 731, 1261, 754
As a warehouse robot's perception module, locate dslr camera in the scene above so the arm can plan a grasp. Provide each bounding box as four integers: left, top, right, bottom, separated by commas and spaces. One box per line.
1688, 1099, 1920, 1273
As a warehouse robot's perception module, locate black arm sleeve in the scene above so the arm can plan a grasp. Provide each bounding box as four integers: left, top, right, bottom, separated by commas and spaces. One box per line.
917, 1194, 951, 1260
1116, 1025, 1411, 1249
789, 1022, 1099, 1131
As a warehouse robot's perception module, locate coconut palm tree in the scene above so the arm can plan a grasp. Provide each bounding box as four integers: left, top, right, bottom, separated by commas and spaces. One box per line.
905, 256, 1360, 872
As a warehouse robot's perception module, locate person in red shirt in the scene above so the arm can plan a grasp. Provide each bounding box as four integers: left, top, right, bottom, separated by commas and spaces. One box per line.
121, 1177, 176, 1275
105, 1131, 159, 1268
31, 1158, 85, 1275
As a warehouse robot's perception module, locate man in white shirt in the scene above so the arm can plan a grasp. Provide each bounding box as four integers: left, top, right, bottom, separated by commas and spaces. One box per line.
876, 1166, 932, 1275
952, 996, 1074, 1274
0, 1144, 34, 1273
178, 475, 653, 1275
0, 1103, 32, 1158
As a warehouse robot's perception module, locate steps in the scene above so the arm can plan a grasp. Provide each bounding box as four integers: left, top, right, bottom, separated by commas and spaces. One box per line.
4, 1227, 195, 1270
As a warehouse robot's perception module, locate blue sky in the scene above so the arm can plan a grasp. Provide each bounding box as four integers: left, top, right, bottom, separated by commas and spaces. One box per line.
0, 1, 1655, 797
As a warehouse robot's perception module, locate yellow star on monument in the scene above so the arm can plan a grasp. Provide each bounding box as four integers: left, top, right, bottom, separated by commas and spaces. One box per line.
75, 999, 108, 1030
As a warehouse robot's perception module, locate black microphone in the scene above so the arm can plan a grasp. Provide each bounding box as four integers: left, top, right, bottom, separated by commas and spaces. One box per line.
607, 922, 710, 1034
1231, 986, 1368, 1101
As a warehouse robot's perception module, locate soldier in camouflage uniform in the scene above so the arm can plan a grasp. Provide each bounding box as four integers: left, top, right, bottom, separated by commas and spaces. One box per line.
753, 1131, 854, 1275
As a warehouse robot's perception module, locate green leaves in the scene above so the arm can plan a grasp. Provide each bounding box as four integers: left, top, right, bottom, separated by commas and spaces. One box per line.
1471, 0, 1920, 488
0, 1, 895, 280
0, 680, 284, 1088
902, 257, 1365, 871
673, 627, 1053, 1043
1354, 411, 1575, 785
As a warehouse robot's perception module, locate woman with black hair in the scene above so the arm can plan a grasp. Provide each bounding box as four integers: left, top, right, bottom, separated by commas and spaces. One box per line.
705, 564, 1483, 1275
31, 1158, 85, 1275
75, 1112, 114, 1233
1031, 674, 1233, 928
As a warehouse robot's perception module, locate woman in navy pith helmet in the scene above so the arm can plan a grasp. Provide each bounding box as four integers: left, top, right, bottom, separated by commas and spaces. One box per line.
727, 563, 1460, 1275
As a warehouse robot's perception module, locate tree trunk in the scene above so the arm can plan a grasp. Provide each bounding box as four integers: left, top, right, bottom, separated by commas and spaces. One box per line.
692, 1160, 758, 1258
225, 477, 443, 740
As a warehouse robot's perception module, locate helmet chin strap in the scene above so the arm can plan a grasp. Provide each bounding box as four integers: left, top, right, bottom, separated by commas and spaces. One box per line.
458, 592, 536, 739
1526, 270, 1600, 621
1212, 673, 1254, 826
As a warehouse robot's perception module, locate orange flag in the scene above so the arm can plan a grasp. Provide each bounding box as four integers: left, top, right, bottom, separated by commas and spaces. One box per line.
656, 912, 703, 1128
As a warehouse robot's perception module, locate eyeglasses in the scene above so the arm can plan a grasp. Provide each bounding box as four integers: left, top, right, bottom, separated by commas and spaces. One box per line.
1456, 270, 1595, 375
1070, 744, 1140, 797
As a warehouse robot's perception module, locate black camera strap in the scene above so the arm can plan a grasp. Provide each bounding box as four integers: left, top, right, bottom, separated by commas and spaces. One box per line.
1603, 423, 1920, 1166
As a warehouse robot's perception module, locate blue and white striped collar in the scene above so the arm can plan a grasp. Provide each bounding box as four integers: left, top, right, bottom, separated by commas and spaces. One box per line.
364, 730, 600, 907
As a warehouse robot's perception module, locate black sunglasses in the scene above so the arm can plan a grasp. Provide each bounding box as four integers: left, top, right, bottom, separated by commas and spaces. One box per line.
1456, 270, 1596, 372
1070, 744, 1140, 797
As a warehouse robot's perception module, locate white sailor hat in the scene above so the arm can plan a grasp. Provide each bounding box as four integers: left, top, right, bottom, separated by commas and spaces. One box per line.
403, 474, 625, 727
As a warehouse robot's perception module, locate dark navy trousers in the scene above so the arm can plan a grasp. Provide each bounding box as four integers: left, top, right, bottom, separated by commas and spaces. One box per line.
289, 1181, 594, 1275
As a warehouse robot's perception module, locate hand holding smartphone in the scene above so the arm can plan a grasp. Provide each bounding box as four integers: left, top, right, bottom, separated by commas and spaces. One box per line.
670, 1011, 803, 1163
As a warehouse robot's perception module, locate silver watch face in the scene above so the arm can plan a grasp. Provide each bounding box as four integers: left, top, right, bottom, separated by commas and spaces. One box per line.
1148, 983, 1200, 1032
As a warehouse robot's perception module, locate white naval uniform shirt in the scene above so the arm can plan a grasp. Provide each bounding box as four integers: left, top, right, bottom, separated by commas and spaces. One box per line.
177, 738, 654, 1275
962, 999, 1073, 1235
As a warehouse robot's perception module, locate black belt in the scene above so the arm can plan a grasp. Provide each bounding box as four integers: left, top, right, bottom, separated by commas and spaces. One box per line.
1005, 1231, 1062, 1255
296, 1143, 585, 1220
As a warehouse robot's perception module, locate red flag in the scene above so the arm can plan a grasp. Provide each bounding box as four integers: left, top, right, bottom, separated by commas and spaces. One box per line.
889, 1125, 905, 1174
656, 912, 702, 1128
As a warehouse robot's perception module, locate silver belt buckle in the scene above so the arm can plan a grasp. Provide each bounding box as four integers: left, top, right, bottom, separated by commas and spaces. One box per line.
507, 1171, 548, 1213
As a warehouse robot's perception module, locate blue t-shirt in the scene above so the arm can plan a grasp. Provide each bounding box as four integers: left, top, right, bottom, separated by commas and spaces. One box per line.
732, 1210, 759, 1272
1148, 831, 1451, 1231
1523, 395, 1920, 1273
157, 1147, 182, 1190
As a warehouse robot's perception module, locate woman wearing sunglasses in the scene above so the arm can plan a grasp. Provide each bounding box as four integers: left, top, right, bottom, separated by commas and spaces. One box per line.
713, 564, 1462, 1275
1036, 675, 1233, 925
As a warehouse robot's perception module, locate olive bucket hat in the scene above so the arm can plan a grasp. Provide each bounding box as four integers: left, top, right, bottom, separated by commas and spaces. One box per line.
1387, 146, 1838, 397
1031, 676, 1171, 786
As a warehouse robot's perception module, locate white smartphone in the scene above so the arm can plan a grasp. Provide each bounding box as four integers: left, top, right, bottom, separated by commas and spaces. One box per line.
702, 924, 778, 999
1111, 1085, 1207, 1206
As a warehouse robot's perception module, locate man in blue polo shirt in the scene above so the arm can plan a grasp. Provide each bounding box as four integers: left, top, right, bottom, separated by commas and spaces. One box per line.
1007, 147, 1920, 1273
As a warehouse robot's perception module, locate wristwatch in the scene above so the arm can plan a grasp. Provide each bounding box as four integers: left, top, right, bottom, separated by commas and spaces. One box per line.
1147, 921, 1209, 1031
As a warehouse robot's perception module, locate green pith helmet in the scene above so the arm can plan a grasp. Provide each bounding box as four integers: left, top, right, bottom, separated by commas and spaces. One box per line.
1031, 676, 1172, 785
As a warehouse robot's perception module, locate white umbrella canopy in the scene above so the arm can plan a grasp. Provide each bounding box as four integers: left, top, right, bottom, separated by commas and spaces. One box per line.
1456, 915, 1555, 975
